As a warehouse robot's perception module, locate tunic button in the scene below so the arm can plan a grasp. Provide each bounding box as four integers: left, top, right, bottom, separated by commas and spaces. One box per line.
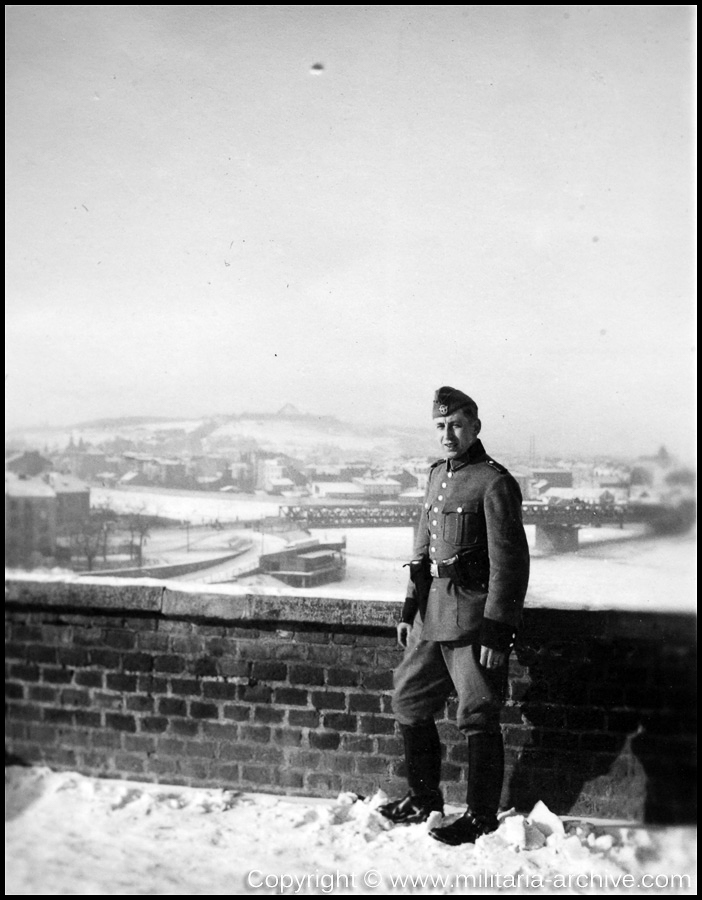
433, 507, 439, 512
448, 472, 453, 478
431, 546, 436, 552
425, 503, 429, 508
457, 507, 463, 513
432, 533, 437, 539
432, 520, 437, 525
441, 482, 447, 488
438, 495, 443, 501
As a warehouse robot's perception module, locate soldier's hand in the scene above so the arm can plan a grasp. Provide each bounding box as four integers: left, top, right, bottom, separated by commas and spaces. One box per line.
397, 622, 412, 648
480, 645, 507, 669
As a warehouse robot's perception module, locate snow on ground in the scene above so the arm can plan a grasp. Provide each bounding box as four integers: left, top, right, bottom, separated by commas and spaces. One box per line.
5, 767, 695, 896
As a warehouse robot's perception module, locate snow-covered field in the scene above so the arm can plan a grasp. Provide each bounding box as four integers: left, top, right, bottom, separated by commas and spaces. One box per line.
5, 767, 696, 896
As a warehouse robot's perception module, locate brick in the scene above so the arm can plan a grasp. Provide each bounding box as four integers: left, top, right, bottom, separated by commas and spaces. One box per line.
330, 633, 356, 645
8, 664, 40, 682
253, 706, 285, 725
105, 713, 137, 733
114, 753, 145, 773
5, 682, 24, 700
26, 645, 58, 665
137, 633, 171, 652
201, 722, 239, 741
27, 685, 58, 703
202, 682, 239, 701
326, 667, 361, 688
277, 770, 304, 789
310, 691, 346, 710
354, 634, 391, 648
239, 684, 273, 704
239, 726, 270, 744
121, 653, 154, 672
348, 694, 381, 713
293, 631, 330, 644
12, 624, 44, 642
192, 657, 219, 678
375, 737, 403, 756
288, 665, 325, 687
73, 710, 102, 728
177, 760, 210, 780
361, 671, 394, 691
306, 646, 340, 665
305, 773, 341, 793
217, 659, 250, 678
340, 735, 374, 754
251, 661, 288, 682
92, 692, 124, 710
60, 688, 91, 707
274, 687, 309, 706
27, 723, 60, 743
241, 765, 274, 785
88, 649, 121, 669
140, 716, 169, 733
170, 719, 200, 738
168, 678, 201, 697
170, 636, 206, 655
358, 716, 395, 735
271, 728, 302, 747
54, 648, 88, 667
106, 674, 138, 693
126, 695, 155, 713
153, 655, 186, 674
41, 668, 74, 685
74, 671, 104, 688
72, 628, 104, 647
124, 735, 158, 753
220, 744, 256, 763
43, 708, 74, 725
288, 709, 320, 728
160, 620, 194, 636
222, 704, 252, 722
90, 730, 122, 749
104, 630, 136, 650
309, 731, 341, 750
504, 726, 537, 749
158, 697, 188, 717
190, 702, 219, 720
137, 675, 169, 694
355, 756, 391, 775
322, 713, 357, 733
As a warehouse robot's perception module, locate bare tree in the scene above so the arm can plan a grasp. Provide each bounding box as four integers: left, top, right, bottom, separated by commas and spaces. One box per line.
124, 505, 154, 567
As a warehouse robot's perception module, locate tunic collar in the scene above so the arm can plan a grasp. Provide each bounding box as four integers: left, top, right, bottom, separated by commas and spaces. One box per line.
447, 438, 487, 472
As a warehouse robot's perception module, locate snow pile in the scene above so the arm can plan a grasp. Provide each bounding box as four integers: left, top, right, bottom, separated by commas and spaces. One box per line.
5, 767, 696, 895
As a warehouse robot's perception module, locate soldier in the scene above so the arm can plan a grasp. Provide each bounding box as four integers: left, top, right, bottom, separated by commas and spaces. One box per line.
377, 386, 530, 845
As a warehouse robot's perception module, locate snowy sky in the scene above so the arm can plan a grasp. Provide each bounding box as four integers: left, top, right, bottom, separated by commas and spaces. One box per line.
5, 6, 696, 459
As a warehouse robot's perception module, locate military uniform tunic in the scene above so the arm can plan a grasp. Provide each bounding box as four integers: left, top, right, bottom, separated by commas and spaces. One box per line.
392, 439, 530, 734
401, 438, 530, 648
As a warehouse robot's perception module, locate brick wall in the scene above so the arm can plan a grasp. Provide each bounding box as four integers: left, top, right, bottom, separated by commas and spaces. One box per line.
5, 578, 696, 823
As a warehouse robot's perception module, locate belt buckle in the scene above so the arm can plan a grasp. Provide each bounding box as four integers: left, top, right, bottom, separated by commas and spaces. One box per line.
430, 562, 439, 578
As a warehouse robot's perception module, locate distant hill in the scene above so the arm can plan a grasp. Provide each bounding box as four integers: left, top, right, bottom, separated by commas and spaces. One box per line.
5, 409, 435, 460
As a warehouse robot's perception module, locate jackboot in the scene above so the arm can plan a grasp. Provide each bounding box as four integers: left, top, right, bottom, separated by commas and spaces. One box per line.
430, 731, 504, 845
377, 719, 444, 824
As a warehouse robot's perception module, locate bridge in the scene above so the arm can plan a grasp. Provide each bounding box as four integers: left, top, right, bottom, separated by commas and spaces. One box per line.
279, 502, 625, 528
277, 501, 632, 552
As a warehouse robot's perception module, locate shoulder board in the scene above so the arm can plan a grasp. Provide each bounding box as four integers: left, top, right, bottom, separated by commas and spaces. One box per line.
485, 458, 508, 475
429, 458, 444, 470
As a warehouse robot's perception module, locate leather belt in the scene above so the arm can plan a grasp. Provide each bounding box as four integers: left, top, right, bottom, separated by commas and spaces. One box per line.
429, 562, 452, 578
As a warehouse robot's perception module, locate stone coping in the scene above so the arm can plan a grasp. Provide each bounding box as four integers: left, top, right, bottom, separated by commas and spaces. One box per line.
4, 575, 696, 640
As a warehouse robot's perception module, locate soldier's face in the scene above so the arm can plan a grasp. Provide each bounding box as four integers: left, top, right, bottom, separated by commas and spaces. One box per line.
435, 409, 480, 459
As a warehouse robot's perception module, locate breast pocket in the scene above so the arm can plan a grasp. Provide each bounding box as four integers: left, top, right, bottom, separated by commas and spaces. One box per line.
442, 505, 481, 545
